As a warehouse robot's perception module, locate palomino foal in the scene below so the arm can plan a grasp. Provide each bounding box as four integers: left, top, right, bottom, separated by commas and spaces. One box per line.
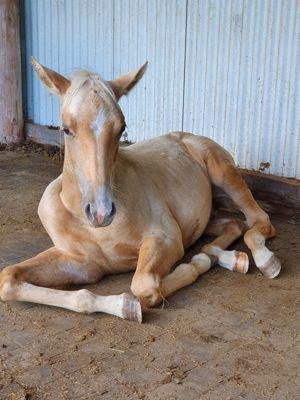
0, 60, 281, 322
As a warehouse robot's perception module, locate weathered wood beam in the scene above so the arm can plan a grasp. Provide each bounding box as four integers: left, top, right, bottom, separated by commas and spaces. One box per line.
0, 0, 23, 143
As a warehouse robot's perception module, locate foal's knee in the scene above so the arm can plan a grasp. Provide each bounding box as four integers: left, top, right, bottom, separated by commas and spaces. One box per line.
0, 266, 19, 301
130, 272, 162, 308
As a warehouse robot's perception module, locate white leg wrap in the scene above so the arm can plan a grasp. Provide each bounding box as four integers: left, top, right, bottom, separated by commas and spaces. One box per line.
206, 246, 249, 274
253, 246, 281, 279
252, 246, 273, 267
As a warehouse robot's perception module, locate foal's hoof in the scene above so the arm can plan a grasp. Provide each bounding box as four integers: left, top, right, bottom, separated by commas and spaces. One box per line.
121, 293, 142, 323
258, 255, 281, 279
232, 251, 249, 274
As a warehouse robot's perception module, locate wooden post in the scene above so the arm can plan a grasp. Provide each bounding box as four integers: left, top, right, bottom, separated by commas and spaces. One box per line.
0, 0, 23, 143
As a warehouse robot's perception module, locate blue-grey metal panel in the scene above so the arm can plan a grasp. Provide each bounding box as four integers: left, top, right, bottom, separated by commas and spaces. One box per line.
22, 0, 187, 142
113, 0, 187, 141
22, 0, 300, 178
23, 0, 114, 126
183, 0, 300, 178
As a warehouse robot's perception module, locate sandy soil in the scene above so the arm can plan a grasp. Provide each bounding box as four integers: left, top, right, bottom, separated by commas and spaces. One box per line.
0, 147, 299, 400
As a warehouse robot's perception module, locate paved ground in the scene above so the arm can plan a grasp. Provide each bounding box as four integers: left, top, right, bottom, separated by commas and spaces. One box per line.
0, 149, 299, 400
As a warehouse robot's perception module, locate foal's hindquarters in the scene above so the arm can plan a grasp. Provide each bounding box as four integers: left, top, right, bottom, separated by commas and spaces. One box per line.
130, 133, 281, 308
0, 133, 281, 321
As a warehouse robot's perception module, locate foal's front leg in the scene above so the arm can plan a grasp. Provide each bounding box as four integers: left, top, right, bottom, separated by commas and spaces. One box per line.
0, 247, 141, 322
130, 232, 184, 307
130, 232, 213, 308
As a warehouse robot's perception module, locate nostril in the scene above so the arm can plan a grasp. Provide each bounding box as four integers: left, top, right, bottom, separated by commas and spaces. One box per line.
110, 202, 116, 218
85, 203, 91, 217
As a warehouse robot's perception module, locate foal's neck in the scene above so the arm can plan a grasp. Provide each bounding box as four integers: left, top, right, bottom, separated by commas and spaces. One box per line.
60, 143, 83, 216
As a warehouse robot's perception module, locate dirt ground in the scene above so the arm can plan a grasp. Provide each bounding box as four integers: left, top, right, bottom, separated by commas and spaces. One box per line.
0, 147, 299, 400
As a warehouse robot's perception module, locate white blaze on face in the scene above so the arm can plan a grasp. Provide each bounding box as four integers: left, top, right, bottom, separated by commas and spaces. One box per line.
95, 185, 113, 216
91, 108, 106, 138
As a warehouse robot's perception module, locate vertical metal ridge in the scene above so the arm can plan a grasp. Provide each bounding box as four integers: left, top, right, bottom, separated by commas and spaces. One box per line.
280, 0, 299, 177
289, 1, 300, 178
254, 0, 270, 170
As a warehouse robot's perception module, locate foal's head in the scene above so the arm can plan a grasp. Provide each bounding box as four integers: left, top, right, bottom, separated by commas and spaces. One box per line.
32, 58, 147, 227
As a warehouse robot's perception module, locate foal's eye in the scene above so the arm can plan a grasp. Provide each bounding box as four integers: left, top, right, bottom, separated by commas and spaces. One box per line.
63, 127, 74, 137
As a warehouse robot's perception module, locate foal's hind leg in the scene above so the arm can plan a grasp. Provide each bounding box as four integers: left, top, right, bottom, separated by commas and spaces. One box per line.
214, 169, 280, 278
0, 248, 141, 321
161, 218, 249, 300
201, 218, 249, 273
130, 229, 214, 307
131, 223, 245, 306
187, 137, 281, 278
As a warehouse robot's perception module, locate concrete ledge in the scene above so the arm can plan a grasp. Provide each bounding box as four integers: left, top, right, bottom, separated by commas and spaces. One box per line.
25, 122, 64, 147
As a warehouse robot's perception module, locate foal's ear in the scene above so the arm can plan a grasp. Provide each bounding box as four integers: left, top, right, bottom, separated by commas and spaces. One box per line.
31, 57, 70, 97
110, 61, 148, 100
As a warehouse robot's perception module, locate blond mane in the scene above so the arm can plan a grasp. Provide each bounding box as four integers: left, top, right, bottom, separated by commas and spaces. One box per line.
68, 70, 116, 102
61, 70, 118, 119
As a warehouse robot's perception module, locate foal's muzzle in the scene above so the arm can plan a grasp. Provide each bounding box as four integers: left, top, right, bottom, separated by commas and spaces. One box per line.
85, 202, 116, 227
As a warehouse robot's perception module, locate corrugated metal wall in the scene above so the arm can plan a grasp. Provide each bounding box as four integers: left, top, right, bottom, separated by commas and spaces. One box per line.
22, 0, 300, 178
